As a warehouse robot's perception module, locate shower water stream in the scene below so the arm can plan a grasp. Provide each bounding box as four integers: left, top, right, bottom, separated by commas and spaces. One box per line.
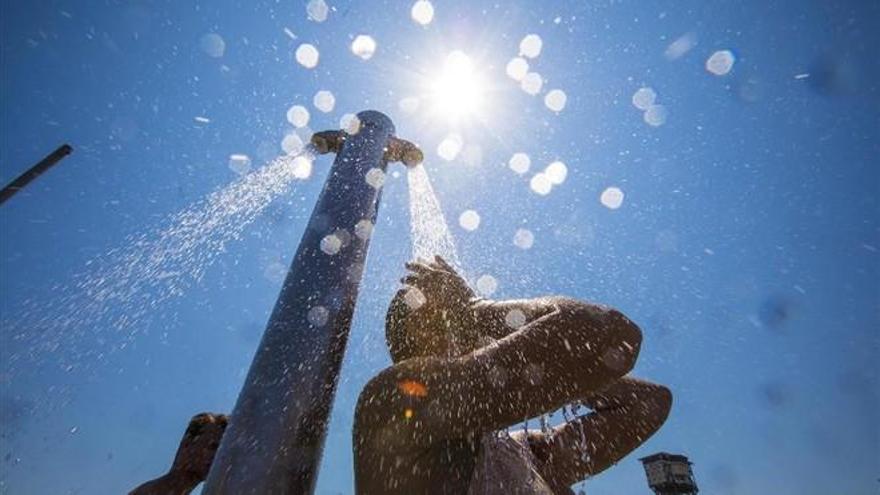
406, 164, 461, 268
405, 164, 567, 487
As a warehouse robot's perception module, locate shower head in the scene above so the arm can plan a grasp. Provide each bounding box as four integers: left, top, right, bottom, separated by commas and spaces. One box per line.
311, 130, 423, 167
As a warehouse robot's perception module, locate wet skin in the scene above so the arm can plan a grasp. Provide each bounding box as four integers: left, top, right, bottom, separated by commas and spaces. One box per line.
353, 257, 671, 494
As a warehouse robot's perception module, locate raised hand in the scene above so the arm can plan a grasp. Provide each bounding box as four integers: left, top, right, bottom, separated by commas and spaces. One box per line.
170, 413, 228, 482
400, 256, 482, 353
402, 255, 475, 308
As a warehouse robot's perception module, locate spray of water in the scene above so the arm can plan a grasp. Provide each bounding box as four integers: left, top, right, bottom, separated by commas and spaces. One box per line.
406, 164, 461, 268
3, 149, 315, 372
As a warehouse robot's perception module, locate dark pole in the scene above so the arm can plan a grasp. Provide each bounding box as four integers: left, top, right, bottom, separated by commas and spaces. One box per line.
203, 110, 421, 495
0, 144, 73, 205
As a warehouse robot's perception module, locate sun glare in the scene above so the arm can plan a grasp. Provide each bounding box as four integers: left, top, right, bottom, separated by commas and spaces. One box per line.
428, 50, 487, 123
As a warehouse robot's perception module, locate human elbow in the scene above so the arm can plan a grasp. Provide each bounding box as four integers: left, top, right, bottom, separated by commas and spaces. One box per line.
655, 384, 673, 423
561, 299, 642, 374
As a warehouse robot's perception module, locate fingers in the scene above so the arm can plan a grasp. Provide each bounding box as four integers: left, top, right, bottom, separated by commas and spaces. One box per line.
186, 413, 228, 437
402, 273, 445, 289
405, 261, 439, 276
433, 256, 458, 274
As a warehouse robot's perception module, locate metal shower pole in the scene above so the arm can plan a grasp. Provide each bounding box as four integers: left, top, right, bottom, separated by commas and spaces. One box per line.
203, 110, 422, 495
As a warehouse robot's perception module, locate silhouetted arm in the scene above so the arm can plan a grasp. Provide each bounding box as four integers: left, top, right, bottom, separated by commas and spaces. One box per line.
355, 297, 642, 449
527, 376, 672, 489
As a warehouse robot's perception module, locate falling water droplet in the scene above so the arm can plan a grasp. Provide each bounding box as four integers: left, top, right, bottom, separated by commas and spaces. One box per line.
411, 0, 435, 26
306, 0, 329, 22
509, 153, 531, 175
351, 35, 377, 60
476, 275, 498, 296
513, 228, 534, 249
600, 187, 625, 209
458, 210, 481, 231
295, 43, 320, 69
519, 34, 543, 58
286, 105, 310, 128
307, 305, 329, 326
313, 90, 336, 113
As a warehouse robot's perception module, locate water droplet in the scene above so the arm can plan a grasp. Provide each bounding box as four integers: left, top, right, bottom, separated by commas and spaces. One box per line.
228, 154, 251, 176
306, 0, 329, 22
307, 305, 329, 326
295, 43, 319, 69
505, 57, 529, 81
320, 234, 342, 255
458, 210, 480, 231
313, 90, 336, 113
631, 87, 657, 111
513, 228, 534, 249
437, 133, 463, 161
706, 50, 735, 76
544, 161, 567, 185
600, 187, 625, 209
476, 275, 498, 296
509, 153, 531, 174
365, 168, 385, 189
505, 309, 526, 328
286, 105, 310, 128
411, 0, 434, 25
530, 173, 552, 195
520, 72, 543, 95
339, 113, 361, 135
403, 286, 427, 309
354, 219, 373, 240
664, 32, 697, 60
544, 89, 567, 112
291, 156, 313, 179
200, 33, 225, 58
643, 104, 668, 127
351, 35, 377, 60
519, 34, 543, 59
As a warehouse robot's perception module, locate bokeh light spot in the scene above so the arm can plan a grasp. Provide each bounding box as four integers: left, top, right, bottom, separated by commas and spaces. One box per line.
476, 275, 498, 296
544, 89, 567, 112
519, 34, 543, 59
706, 50, 735, 76
351, 35, 377, 60
286, 105, 310, 128
295, 43, 320, 69
600, 187, 625, 209
509, 153, 531, 175
458, 210, 481, 231
530, 173, 552, 195
411, 0, 434, 26
313, 90, 336, 113
513, 228, 534, 249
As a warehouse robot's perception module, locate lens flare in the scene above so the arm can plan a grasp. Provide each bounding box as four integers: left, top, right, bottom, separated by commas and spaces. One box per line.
427, 51, 487, 123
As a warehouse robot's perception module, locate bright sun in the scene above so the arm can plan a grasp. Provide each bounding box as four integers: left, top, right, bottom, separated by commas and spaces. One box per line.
427, 50, 487, 123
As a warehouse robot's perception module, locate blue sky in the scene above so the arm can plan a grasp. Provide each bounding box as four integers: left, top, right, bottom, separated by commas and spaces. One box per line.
1, 0, 878, 494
